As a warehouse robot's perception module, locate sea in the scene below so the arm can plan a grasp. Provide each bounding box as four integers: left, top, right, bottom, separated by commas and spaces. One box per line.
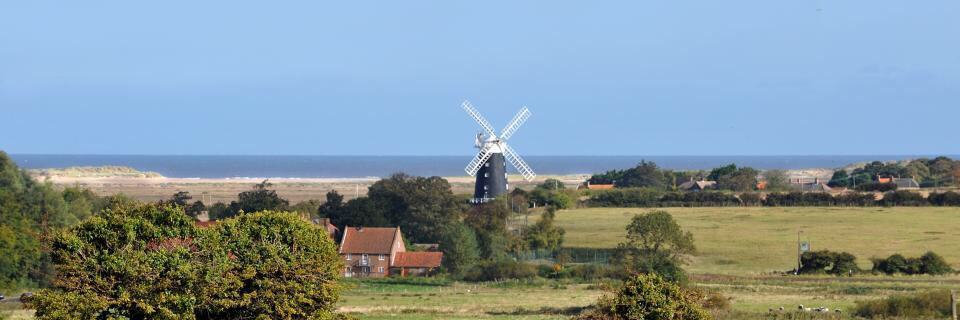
9, 154, 951, 179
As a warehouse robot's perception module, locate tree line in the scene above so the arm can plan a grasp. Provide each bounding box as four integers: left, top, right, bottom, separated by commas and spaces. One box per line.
588, 189, 960, 207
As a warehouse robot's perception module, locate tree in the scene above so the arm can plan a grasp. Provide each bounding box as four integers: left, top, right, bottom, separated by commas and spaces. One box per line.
30, 203, 200, 318
762, 169, 790, 191
716, 167, 759, 192
438, 222, 480, 274
522, 206, 565, 251
577, 273, 710, 320
317, 190, 345, 218
617, 161, 669, 189
537, 178, 566, 190
707, 164, 738, 182
616, 211, 696, 282
464, 199, 513, 260
169, 191, 193, 207
234, 180, 289, 213
366, 174, 461, 244
29, 204, 347, 319
828, 170, 850, 188
198, 211, 344, 319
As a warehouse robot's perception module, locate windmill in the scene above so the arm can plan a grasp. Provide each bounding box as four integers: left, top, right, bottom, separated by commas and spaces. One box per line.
462, 100, 536, 204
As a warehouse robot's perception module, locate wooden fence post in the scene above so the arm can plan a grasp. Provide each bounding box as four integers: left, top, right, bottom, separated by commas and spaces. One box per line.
952, 290, 957, 320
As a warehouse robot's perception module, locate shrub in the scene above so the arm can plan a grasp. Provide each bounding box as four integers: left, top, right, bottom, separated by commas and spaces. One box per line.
462, 260, 538, 281
799, 250, 860, 275
737, 193, 762, 206
575, 273, 711, 320
871, 252, 954, 275
854, 290, 953, 319
589, 188, 664, 207
881, 190, 927, 206
928, 191, 960, 206
856, 182, 897, 192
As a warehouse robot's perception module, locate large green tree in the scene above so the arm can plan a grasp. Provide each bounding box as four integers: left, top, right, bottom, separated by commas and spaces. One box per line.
29, 204, 346, 319
616, 211, 696, 283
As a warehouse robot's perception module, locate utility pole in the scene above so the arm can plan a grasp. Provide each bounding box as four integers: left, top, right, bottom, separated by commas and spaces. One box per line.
796, 230, 804, 275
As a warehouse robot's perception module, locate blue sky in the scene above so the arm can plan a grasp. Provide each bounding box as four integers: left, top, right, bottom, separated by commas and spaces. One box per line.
1, 1, 957, 156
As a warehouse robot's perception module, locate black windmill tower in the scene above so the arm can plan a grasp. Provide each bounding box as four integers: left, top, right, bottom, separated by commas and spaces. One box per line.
462, 101, 537, 204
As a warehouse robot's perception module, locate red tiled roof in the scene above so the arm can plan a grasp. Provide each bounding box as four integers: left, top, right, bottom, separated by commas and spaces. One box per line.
339, 227, 399, 254
394, 252, 443, 268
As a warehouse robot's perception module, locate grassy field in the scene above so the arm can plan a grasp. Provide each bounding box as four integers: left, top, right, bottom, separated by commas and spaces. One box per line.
5, 206, 959, 319
552, 207, 960, 275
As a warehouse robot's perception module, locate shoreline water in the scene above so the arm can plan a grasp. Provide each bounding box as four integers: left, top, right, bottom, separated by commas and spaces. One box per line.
12, 154, 952, 179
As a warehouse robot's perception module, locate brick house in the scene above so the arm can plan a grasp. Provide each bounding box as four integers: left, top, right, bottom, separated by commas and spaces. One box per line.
338, 226, 442, 278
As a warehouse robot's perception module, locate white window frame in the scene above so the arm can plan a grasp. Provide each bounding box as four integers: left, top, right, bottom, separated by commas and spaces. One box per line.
378, 267, 384, 273
379, 254, 385, 261
346, 253, 351, 260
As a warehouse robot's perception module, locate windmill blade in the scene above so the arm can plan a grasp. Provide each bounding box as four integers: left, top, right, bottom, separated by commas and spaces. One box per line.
464, 144, 495, 176
502, 144, 536, 181
462, 101, 497, 138
499, 106, 530, 141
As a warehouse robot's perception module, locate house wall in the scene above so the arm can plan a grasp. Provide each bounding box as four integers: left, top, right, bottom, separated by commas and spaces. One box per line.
341, 253, 392, 278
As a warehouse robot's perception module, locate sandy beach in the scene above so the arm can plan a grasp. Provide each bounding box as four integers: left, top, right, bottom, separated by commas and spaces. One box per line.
32, 174, 592, 203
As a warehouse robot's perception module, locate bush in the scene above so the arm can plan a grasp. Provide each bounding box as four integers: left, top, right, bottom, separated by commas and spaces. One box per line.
737, 193, 762, 206
576, 273, 711, 320
588, 188, 664, 207
462, 260, 538, 282
872, 252, 954, 275
856, 182, 897, 192
881, 190, 927, 206
928, 191, 960, 206
854, 290, 953, 319
799, 250, 860, 275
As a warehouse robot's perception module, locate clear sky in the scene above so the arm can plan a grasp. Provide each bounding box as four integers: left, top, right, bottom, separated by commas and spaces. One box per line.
1, 1, 957, 156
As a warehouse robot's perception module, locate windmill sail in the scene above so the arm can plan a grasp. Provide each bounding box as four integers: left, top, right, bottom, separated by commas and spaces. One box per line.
499, 107, 530, 141
464, 143, 495, 176
502, 144, 536, 181
462, 101, 497, 138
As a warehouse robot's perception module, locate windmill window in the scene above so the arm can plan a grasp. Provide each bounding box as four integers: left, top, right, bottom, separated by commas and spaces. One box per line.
484, 185, 489, 190
484, 173, 489, 178
485, 163, 490, 167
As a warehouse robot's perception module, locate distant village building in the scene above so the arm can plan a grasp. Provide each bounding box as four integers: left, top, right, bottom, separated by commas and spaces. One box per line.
678, 180, 716, 192
580, 182, 615, 190
796, 178, 833, 192
315, 218, 341, 241
893, 178, 920, 190
338, 226, 442, 278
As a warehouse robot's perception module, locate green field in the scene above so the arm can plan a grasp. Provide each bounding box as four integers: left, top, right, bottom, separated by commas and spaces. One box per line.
553, 207, 960, 275
5, 207, 959, 319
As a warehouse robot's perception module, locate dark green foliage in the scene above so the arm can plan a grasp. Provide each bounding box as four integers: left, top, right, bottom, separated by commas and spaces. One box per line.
854, 289, 953, 319
364, 174, 461, 243
658, 191, 742, 207
0, 151, 102, 290
707, 164, 738, 182
927, 191, 960, 206
588, 161, 670, 189
764, 192, 836, 206
872, 252, 954, 275
798, 250, 860, 275
614, 211, 695, 283
29, 204, 346, 319
199, 211, 344, 319
856, 182, 897, 192
521, 206, 565, 251
529, 188, 575, 209
827, 170, 850, 188
854, 161, 908, 180
438, 222, 480, 274
715, 167, 759, 192
576, 273, 711, 320
213, 180, 290, 220
462, 260, 537, 281
880, 190, 927, 206
588, 188, 664, 207
537, 178, 566, 190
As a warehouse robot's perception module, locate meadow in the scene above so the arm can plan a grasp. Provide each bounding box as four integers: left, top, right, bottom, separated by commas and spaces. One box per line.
552, 207, 960, 275
4, 206, 958, 319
